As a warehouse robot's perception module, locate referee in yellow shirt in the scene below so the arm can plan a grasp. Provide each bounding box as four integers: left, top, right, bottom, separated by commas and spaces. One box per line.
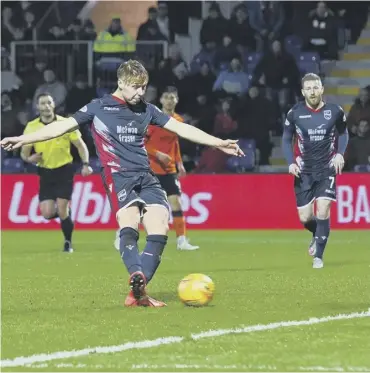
21, 93, 92, 253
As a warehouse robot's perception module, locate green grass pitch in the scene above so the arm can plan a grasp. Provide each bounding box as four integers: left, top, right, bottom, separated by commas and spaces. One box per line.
1, 230, 370, 371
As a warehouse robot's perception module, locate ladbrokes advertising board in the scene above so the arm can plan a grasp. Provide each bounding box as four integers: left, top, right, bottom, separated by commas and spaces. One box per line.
1, 174, 369, 229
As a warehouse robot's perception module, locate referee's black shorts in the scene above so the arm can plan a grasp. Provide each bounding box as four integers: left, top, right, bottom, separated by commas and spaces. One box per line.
37, 163, 75, 202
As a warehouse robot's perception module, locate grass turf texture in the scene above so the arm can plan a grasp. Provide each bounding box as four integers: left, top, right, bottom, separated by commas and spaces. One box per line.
2, 230, 370, 371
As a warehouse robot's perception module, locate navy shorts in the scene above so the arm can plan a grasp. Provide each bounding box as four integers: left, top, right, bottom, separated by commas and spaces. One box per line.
38, 163, 74, 202
101, 168, 169, 214
156, 173, 182, 196
294, 173, 337, 208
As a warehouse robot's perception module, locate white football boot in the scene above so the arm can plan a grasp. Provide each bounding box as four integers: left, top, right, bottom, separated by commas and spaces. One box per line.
177, 236, 199, 251
313, 257, 324, 269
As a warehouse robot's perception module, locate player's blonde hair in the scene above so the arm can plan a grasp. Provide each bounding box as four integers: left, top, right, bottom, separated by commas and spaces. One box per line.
301, 73, 322, 87
117, 60, 149, 86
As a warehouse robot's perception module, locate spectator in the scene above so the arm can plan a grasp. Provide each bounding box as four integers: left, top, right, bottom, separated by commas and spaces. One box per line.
82, 19, 97, 40
303, 2, 338, 60
200, 2, 229, 47
236, 86, 275, 164
192, 62, 216, 98
65, 19, 84, 40
22, 11, 36, 40
346, 120, 370, 170
137, 7, 167, 41
213, 97, 238, 137
327, 2, 368, 44
214, 35, 242, 70
46, 23, 66, 41
93, 17, 136, 55
1, 54, 22, 94
19, 1, 32, 13
189, 94, 216, 134
229, 4, 256, 52
213, 58, 250, 96
153, 44, 187, 92
247, 1, 285, 51
347, 88, 370, 137
65, 75, 96, 114
172, 63, 194, 113
2, 7, 25, 48
32, 70, 67, 114
156, 2, 172, 41
2, 8, 14, 49
1, 92, 23, 138
253, 40, 300, 114
190, 42, 217, 74
21, 54, 47, 100
65, 19, 93, 76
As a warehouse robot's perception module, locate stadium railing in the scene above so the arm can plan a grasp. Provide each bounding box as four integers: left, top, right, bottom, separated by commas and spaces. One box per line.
10, 40, 169, 87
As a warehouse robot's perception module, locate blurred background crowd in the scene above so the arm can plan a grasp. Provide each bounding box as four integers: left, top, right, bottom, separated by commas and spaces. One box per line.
2, 0, 370, 174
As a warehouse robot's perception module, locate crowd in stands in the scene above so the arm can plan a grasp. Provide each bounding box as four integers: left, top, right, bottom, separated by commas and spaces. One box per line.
1, 1, 369, 173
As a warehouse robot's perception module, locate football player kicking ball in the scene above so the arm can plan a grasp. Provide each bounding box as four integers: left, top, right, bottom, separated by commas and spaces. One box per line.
1, 60, 244, 307
282, 73, 349, 269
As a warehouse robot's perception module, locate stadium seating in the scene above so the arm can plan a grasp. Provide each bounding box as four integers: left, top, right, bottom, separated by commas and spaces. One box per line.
245, 52, 262, 74
284, 35, 303, 55
354, 164, 370, 172
298, 60, 320, 75
298, 51, 320, 62
89, 157, 102, 173
2, 158, 24, 174
1, 147, 9, 160
226, 138, 256, 172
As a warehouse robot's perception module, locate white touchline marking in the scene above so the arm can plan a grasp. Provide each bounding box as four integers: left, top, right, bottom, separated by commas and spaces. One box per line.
191, 309, 370, 340
0, 337, 184, 368
2, 310, 370, 368
25, 363, 370, 372
131, 365, 370, 372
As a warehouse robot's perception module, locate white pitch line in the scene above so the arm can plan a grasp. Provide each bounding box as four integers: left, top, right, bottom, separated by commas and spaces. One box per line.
1, 310, 370, 368
131, 364, 370, 372
191, 310, 370, 340
24, 363, 370, 372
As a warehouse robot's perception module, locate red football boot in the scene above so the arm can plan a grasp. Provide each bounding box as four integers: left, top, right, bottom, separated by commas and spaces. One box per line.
147, 296, 167, 307
124, 290, 139, 307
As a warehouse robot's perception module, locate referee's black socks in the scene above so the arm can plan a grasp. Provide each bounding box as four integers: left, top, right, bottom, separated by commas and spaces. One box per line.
61, 216, 74, 242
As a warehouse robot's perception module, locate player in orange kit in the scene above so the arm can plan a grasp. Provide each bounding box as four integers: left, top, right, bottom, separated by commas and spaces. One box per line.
144, 87, 199, 250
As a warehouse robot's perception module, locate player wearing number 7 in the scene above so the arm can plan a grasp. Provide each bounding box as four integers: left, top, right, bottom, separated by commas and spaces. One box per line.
282, 73, 349, 269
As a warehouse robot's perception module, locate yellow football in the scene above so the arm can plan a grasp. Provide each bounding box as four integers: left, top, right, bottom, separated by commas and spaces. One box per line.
178, 273, 215, 307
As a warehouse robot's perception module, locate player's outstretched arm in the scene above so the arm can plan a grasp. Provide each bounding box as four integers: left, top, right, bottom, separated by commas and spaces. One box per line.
1, 117, 79, 151
164, 117, 244, 157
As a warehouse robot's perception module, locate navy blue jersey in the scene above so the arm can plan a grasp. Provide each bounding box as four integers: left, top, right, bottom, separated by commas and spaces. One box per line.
284, 102, 347, 174
72, 94, 171, 171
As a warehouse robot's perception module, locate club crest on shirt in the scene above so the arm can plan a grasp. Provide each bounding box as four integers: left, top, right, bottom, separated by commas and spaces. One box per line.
324, 110, 331, 120
117, 189, 127, 202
